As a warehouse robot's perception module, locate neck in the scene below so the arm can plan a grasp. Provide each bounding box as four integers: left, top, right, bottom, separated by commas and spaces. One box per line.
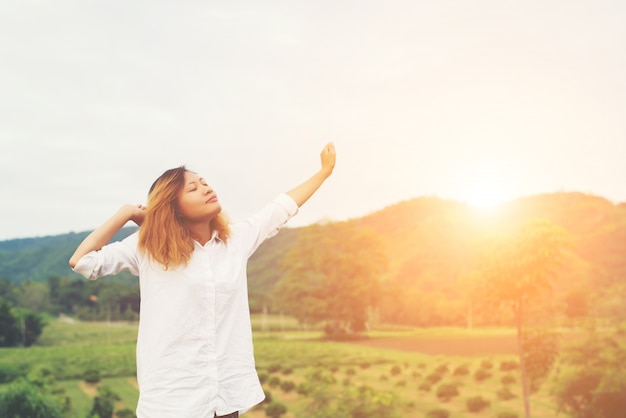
184, 221, 213, 246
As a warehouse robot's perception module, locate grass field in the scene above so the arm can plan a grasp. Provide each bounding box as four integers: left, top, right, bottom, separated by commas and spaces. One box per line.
0, 316, 576, 418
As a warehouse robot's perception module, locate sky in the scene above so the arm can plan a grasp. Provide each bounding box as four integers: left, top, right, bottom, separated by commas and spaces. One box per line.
1, 0, 625, 241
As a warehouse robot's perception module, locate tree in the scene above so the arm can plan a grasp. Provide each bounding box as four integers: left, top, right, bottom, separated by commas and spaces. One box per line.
89, 385, 121, 418
274, 222, 386, 336
265, 401, 288, 418
0, 302, 20, 347
553, 326, 626, 418
12, 307, 47, 346
0, 380, 64, 418
476, 219, 569, 418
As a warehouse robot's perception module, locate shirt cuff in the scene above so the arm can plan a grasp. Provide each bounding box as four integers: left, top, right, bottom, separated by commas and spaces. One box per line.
72, 251, 99, 280
275, 193, 299, 217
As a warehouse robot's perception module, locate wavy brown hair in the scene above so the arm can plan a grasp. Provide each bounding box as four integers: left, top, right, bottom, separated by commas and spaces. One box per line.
138, 166, 230, 269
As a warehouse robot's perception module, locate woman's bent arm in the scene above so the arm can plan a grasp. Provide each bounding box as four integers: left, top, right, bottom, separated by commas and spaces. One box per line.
69, 204, 145, 269
286, 142, 336, 207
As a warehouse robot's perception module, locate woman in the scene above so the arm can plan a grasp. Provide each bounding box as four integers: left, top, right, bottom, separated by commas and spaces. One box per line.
69, 143, 336, 418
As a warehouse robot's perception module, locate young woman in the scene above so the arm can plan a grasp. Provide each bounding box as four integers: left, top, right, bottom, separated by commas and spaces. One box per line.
69, 143, 336, 418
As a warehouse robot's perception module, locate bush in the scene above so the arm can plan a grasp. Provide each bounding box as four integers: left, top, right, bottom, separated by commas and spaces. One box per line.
115, 408, 136, 418
474, 369, 491, 381
500, 360, 519, 371
426, 408, 450, 418
390, 365, 402, 376
268, 376, 281, 388
296, 383, 309, 395
0, 380, 64, 418
418, 382, 431, 392
265, 401, 288, 418
453, 365, 469, 376
426, 372, 443, 384
435, 364, 449, 374
83, 369, 101, 384
267, 364, 281, 373
501, 374, 516, 385
497, 386, 516, 400
497, 412, 519, 418
280, 380, 295, 393
346, 367, 356, 376
258, 372, 269, 384
480, 360, 493, 370
0, 363, 26, 384
436, 383, 459, 401
466, 396, 490, 412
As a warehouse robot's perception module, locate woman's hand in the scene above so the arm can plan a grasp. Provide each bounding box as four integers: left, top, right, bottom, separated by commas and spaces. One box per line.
320, 142, 336, 178
123, 203, 146, 226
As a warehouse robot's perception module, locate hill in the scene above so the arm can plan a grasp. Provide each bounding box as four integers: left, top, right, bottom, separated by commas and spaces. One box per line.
1, 192, 625, 325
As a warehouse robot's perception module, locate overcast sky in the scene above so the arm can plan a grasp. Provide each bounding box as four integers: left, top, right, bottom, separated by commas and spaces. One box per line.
1, 0, 625, 241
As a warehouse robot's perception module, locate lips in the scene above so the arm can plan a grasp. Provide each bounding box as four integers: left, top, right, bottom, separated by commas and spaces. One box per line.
206, 195, 218, 204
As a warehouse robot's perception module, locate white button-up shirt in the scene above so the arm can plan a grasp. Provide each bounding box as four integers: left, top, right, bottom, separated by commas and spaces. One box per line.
73, 194, 298, 418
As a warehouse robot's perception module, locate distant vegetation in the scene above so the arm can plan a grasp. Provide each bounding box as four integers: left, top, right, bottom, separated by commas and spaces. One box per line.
1, 192, 625, 329
1, 191, 625, 417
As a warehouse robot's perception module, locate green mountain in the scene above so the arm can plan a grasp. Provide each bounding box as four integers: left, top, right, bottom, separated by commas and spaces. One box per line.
2, 192, 625, 325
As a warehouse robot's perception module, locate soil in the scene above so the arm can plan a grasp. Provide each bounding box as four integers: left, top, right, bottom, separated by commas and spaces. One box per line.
347, 334, 520, 356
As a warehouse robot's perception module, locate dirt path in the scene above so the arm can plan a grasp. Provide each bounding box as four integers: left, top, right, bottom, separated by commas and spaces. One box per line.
348, 334, 519, 356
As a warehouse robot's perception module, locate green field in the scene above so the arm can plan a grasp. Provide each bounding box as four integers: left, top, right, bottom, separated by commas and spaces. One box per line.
0, 316, 576, 418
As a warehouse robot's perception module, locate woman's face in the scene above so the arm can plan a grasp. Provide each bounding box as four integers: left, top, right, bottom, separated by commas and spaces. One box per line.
176, 171, 222, 222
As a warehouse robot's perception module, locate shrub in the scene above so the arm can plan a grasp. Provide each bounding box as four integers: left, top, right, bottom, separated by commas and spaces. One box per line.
500, 360, 519, 371
426, 408, 450, 418
435, 364, 449, 374
115, 408, 136, 418
480, 360, 493, 370
263, 391, 273, 404
342, 377, 351, 386
268, 364, 281, 373
453, 365, 469, 376
379, 374, 388, 382
296, 383, 309, 395
497, 412, 519, 418
497, 386, 516, 400
390, 365, 402, 376
280, 380, 295, 393
281, 368, 293, 375
426, 372, 443, 384
501, 374, 516, 385
83, 370, 101, 384
0, 380, 64, 418
345, 367, 356, 376
418, 382, 431, 392
436, 383, 459, 401
359, 362, 370, 369
474, 369, 491, 382
395, 380, 406, 387
466, 396, 490, 412
265, 401, 288, 418
258, 372, 269, 384
268, 376, 281, 388
0, 363, 26, 384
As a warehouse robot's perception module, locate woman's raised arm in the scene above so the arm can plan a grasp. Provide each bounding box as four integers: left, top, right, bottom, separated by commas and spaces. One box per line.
69, 204, 145, 269
286, 142, 336, 207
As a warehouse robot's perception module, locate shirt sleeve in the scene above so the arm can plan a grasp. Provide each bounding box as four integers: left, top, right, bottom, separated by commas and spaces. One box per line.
234, 193, 299, 258
72, 232, 140, 280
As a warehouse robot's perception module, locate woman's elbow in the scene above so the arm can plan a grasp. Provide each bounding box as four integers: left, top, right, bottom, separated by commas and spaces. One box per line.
69, 254, 80, 270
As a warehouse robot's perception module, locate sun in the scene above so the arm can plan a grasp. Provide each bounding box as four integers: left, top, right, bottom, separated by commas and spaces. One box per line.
456, 163, 514, 209
464, 189, 508, 209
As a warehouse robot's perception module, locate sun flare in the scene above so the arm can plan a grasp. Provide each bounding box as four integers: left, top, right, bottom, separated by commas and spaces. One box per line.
457, 163, 514, 209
